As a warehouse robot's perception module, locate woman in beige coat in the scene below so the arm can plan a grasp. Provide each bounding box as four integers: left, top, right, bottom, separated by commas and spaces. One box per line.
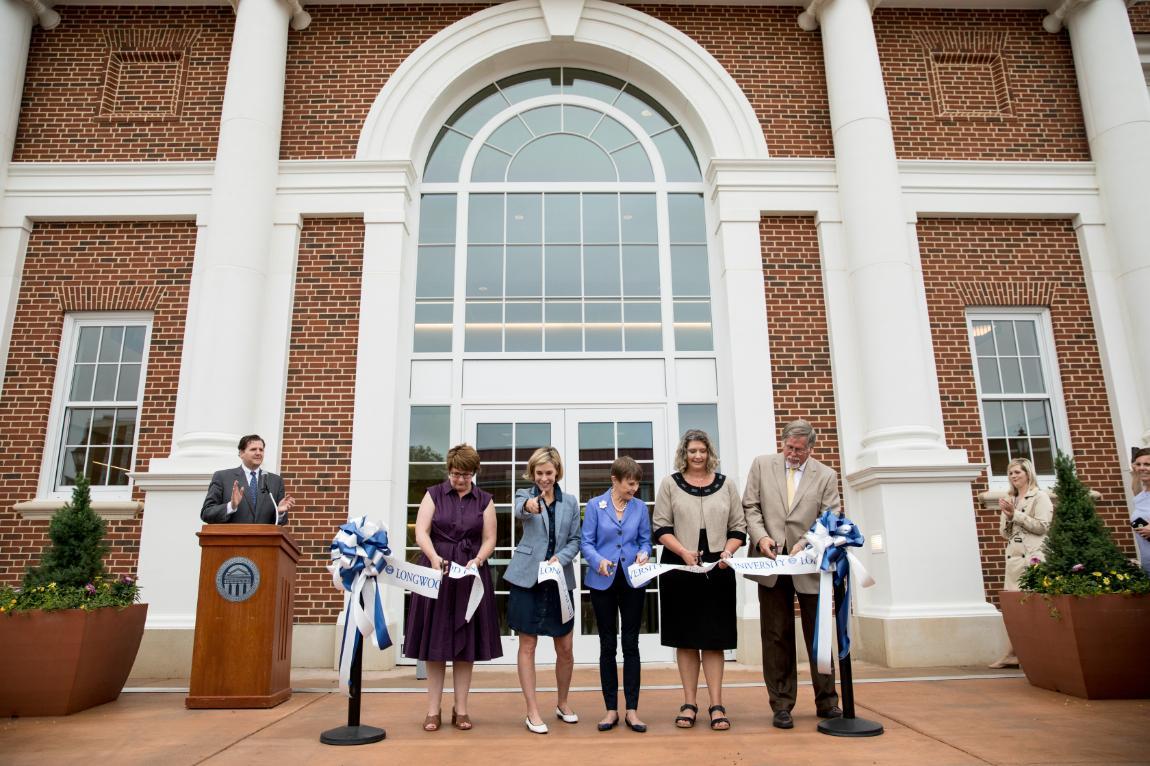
990, 457, 1053, 668
654, 429, 746, 730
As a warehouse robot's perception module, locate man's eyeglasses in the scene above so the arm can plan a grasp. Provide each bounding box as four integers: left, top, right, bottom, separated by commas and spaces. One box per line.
448, 471, 474, 480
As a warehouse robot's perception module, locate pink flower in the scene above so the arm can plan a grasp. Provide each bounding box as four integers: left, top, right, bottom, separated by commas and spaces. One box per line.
1071, 563, 1085, 572
84, 583, 97, 595
1029, 557, 1041, 565
120, 575, 135, 585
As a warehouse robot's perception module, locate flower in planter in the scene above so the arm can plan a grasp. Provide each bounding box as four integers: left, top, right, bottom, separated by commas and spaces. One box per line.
0, 474, 141, 613
1018, 453, 1150, 597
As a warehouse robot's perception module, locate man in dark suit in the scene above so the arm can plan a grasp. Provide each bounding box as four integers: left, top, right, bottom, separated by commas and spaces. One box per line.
200, 434, 294, 525
742, 419, 841, 729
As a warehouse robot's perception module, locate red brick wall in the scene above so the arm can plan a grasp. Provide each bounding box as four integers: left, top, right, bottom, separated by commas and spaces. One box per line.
875, 9, 1089, 161
636, 6, 834, 158
1129, 3, 1150, 33
15, 7, 231, 162
760, 217, 842, 487
279, 218, 364, 622
0, 221, 195, 585
281, 4, 490, 160
917, 218, 1131, 604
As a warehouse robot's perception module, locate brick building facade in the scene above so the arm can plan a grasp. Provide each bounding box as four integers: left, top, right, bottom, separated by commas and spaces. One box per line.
1, 0, 1147, 673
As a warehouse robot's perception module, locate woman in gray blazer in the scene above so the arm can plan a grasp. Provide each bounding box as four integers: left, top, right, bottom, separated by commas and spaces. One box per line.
506, 447, 582, 734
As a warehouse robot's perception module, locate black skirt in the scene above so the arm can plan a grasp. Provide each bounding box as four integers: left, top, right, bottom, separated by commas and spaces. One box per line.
507, 580, 574, 638
658, 531, 737, 650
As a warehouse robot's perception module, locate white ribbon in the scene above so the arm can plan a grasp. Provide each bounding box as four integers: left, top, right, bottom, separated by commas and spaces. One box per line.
626, 550, 823, 588
379, 555, 443, 598
448, 561, 484, 623
537, 561, 574, 624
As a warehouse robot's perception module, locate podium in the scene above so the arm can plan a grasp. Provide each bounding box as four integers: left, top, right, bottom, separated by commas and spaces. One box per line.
186, 525, 301, 709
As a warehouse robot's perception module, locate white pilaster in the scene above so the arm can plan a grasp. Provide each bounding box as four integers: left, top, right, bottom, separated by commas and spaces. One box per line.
806, 0, 1001, 666
0, 0, 34, 401
1060, 0, 1150, 447
169, 0, 292, 463
349, 203, 410, 671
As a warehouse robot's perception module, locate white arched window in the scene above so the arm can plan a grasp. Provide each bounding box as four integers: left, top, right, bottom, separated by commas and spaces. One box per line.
414, 67, 713, 355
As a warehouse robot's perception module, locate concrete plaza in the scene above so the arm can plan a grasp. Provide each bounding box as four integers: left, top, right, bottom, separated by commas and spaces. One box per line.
1, 663, 1145, 765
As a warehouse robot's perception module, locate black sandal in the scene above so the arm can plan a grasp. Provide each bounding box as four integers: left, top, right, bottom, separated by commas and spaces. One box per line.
674, 703, 698, 728
708, 704, 730, 731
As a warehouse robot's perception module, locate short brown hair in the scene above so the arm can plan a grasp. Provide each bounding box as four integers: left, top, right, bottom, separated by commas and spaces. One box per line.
446, 443, 481, 474
238, 434, 265, 452
610, 455, 643, 483
523, 446, 564, 481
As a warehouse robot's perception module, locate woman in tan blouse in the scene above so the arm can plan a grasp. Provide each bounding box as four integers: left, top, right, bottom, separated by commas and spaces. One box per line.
990, 456, 1053, 668
653, 429, 746, 731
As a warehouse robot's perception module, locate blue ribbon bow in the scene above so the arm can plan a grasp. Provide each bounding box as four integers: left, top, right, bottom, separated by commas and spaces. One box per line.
328, 516, 394, 695
806, 509, 870, 672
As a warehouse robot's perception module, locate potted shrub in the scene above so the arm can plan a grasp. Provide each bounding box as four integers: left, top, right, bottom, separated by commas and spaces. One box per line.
1000, 453, 1150, 699
0, 474, 147, 716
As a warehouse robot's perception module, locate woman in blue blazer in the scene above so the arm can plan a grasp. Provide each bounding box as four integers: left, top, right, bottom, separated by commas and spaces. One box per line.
581, 456, 652, 733
506, 447, 582, 734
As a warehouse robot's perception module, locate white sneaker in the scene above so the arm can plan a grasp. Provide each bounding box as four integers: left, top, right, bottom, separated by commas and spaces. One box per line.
525, 717, 549, 734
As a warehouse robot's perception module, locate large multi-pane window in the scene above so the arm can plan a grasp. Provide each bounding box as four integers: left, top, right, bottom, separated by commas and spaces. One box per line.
413, 67, 712, 354
46, 315, 151, 495
967, 311, 1067, 479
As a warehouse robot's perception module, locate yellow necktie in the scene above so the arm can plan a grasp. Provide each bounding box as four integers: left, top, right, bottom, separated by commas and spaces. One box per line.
786, 467, 796, 508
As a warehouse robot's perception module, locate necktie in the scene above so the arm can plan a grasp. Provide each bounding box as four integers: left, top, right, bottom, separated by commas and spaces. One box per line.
786, 467, 796, 508
248, 471, 259, 514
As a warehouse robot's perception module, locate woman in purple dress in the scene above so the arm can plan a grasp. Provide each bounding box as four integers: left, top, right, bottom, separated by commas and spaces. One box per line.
404, 443, 502, 731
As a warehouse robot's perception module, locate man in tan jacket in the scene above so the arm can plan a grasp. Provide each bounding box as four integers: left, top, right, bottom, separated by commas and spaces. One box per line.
742, 419, 841, 729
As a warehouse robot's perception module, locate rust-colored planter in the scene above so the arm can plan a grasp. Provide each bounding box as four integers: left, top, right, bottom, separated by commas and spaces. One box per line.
1000, 591, 1150, 699
0, 603, 148, 716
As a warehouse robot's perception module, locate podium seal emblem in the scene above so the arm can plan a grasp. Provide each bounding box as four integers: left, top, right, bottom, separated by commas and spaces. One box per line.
215, 556, 261, 602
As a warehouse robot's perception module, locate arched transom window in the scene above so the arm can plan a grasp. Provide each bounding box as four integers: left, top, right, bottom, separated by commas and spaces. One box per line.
414, 68, 713, 354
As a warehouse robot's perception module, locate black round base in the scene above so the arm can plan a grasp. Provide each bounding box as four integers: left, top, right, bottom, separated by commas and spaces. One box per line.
320, 725, 386, 745
818, 716, 884, 737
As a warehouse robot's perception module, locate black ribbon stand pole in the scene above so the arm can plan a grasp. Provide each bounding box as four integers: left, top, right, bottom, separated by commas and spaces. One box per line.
818, 578, 883, 737
321, 594, 386, 745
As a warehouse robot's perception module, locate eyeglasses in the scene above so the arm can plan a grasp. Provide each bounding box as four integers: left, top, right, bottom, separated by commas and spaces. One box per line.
448, 471, 474, 480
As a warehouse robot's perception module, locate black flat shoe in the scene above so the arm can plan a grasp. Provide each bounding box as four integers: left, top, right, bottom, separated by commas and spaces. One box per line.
597, 716, 619, 732
624, 715, 647, 733
772, 710, 794, 730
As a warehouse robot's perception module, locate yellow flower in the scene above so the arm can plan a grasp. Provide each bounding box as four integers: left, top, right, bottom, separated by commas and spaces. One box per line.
1117, 573, 1126, 581
1092, 572, 1102, 577
48, 582, 57, 589
1103, 577, 1111, 585
1043, 577, 1052, 587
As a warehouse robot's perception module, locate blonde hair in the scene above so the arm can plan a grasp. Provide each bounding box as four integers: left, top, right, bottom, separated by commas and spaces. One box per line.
445, 443, 480, 474
1006, 457, 1039, 498
674, 429, 719, 473
522, 446, 564, 482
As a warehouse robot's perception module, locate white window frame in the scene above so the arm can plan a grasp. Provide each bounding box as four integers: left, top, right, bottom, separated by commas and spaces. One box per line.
965, 307, 1071, 488
38, 312, 153, 500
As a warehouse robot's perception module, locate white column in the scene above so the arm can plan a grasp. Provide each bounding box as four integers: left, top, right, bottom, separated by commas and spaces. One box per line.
804, 0, 1001, 667
131, 0, 295, 675
1058, 0, 1150, 446
818, 0, 945, 457
170, 0, 292, 461
0, 0, 34, 400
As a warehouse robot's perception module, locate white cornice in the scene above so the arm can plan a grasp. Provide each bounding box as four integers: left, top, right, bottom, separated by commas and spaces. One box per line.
847, 462, 986, 490
128, 471, 212, 491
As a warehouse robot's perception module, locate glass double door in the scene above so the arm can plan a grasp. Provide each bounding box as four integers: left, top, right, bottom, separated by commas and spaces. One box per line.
464, 408, 672, 664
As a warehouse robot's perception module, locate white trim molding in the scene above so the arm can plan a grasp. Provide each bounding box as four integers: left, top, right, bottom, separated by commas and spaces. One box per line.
846, 461, 986, 490
14, 499, 142, 520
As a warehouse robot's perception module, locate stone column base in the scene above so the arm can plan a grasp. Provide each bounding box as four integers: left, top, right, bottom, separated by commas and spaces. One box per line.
855, 613, 1008, 667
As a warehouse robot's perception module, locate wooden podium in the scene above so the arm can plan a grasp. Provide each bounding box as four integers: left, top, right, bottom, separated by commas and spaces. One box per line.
186, 525, 301, 709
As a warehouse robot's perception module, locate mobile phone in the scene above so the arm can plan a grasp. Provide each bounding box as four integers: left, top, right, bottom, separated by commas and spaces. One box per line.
1132, 517, 1148, 529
